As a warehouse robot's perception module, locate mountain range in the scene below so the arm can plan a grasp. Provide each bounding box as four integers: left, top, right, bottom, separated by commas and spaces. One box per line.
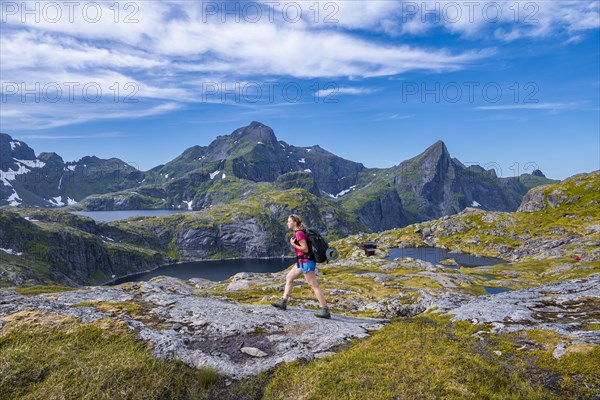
1, 122, 555, 231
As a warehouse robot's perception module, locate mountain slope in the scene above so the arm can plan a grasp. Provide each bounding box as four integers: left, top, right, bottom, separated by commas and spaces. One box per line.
337, 170, 600, 270
142, 121, 364, 196
0, 207, 169, 286
0, 182, 364, 286
339, 140, 557, 227
1, 133, 143, 207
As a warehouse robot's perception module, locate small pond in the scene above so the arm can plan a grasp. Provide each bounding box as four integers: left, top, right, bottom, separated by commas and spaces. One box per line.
385, 247, 504, 267
386, 247, 511, 295
483, 286, 511, 295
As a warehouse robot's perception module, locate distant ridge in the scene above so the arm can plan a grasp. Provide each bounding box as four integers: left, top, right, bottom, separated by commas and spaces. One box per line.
1, 123, 557, 231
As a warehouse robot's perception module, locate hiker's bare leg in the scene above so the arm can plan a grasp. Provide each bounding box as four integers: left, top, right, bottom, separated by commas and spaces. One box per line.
283, 266, 303, 299
304, 271, 327, 307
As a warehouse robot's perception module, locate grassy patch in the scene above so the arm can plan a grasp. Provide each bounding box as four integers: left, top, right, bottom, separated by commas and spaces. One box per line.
0, 311, 219, 400
463, 258, 600, 289
399, 276, 445, 290
582, 323, 600, 331
495, 329, 600, 399
71, 301, 141, 316
264, 313, 599, 399
13, 285, 79, 295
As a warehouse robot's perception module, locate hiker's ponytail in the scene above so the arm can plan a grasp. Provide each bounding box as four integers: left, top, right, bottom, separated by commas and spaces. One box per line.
288, 214, 305, 230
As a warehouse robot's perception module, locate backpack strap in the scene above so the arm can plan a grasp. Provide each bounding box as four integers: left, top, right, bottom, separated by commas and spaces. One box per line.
295, 229, 314, 261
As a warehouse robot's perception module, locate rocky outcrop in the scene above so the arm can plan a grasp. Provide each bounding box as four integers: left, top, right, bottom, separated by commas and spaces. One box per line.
423, 273, 600, 345
274, 171, 320, 196
517, 184, 573, 213
175, 218, 286, 259
517, 185, 548, 212
0, 208, 170, 286
1, 270, 597, 381
77, 192, 161, 211
0, 277, 387, 379
517, 172, 597, 213
356, 188, 407, 232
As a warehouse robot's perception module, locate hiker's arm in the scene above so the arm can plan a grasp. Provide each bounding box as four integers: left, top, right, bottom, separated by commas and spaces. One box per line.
290, 238, 308, 253
292, 239, 309, 254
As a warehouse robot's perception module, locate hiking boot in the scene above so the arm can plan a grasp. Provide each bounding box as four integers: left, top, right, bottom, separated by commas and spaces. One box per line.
271, 298, 288, 310
315, 307, 331, 319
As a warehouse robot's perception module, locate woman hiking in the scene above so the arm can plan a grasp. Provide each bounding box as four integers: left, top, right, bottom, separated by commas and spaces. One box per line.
271, 214, 331, 319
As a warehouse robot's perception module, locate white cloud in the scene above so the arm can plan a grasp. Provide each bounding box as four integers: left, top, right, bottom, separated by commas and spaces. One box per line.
372, 113, 414, 121
315, 86, 380, 97
5, 0, 170, 45
387, 114, 413, 120
0, 0, 597, 129
0, 30, 165, 71
1, 101, 183, 130
1, 2, 491, 80
358, 1, 600, 41
270, 0, 403, 32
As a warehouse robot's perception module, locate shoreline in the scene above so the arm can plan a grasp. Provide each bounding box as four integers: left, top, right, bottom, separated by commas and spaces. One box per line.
100, 255, 296, 286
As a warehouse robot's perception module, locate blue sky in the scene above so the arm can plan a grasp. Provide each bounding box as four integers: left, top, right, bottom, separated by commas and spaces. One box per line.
1, 1, 599, 179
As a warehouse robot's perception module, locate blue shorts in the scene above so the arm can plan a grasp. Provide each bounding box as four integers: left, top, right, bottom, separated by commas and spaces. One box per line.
297, 260, 316, 274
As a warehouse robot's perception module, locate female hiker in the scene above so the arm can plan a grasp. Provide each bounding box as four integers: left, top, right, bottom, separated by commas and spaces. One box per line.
271, 214, 331, 318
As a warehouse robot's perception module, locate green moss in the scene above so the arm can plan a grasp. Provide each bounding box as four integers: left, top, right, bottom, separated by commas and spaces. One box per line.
400, 276, 445, 290
519, 329, 564, 347
71, 301, 141, 316
0, 313, 218, 400
13, 286, 79, 295
582, 323, 600, 331
458, 283, 488, 296
264, 313, 561, 400
494, 329, 600, 399
463, 258, 600, 289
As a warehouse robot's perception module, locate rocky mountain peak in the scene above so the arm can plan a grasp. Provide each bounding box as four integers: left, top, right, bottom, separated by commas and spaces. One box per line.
418, 140, 450, 165
231, 121, 278, 145
400, 140, 452, 185
38, 152, 65, 165
77, 155, 102, 165
1, 133, 36, 162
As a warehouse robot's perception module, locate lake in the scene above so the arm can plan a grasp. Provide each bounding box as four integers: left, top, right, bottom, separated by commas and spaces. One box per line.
107, 246, 511, 295
71, 209, 191, 222
386, 248, 511, 294
73, 210, 294, 285
385, 247, 504, 267
108, 257, 295, 285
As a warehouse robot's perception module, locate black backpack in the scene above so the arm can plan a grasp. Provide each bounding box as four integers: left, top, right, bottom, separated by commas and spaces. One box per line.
299, 228, 329, 263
